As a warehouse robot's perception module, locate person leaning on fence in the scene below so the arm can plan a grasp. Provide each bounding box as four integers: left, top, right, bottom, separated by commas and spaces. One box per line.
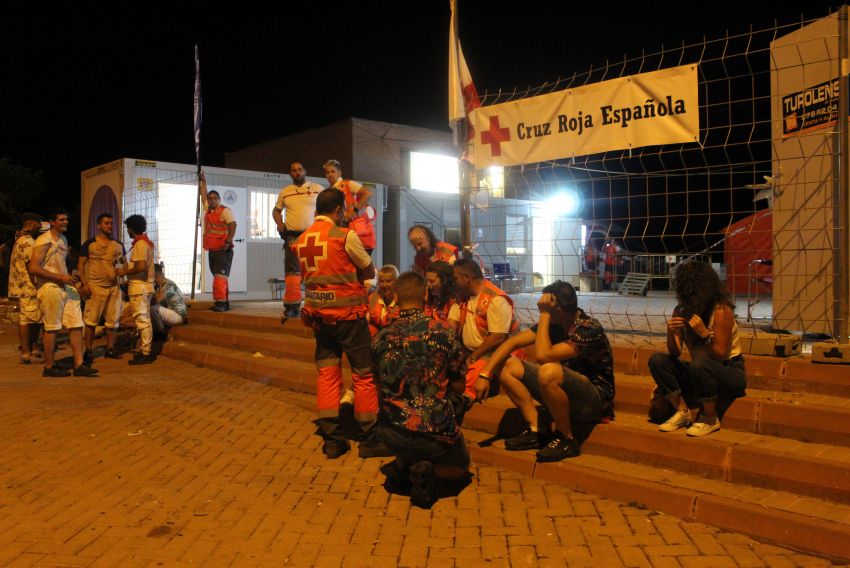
449, 258, 519, 404
9, 212, 44, 364
372, 271, 470, 508
199, 171, 237, 312
292, 187, 390, 460
116, 214, 156, 366
78, 212, 126, 364
150, 263, 188, 337
476, 281, 615, 462
649, 261, 746, 437
408, 225, 459, 276
367, 264, 400, 337
272, 160, 323, 320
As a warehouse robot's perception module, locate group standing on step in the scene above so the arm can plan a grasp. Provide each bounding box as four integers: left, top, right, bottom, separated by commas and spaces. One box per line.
6, 160, 747, 509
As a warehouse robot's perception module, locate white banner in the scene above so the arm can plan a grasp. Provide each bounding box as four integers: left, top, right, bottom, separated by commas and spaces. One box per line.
469, 65, 699, 167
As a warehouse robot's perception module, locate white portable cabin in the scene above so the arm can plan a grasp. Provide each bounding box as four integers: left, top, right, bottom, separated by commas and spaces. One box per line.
81, 158, 385, 300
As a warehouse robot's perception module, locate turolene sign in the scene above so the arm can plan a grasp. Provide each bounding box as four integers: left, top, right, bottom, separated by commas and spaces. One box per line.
469, 65, 699, 167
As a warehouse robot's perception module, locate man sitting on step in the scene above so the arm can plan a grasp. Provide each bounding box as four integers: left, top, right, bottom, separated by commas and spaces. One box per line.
476, 281, 615, 462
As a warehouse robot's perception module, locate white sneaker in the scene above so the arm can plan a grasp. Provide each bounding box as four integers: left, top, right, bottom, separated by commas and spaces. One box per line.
659, 410, 693, 432
686, 419, 721, 437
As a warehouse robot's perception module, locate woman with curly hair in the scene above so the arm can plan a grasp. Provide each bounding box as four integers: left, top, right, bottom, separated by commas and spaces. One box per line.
649, 261, 746, 437
424, 261, 457, 328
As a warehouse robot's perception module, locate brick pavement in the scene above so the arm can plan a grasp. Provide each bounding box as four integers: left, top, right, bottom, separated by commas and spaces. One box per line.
0, 326, 845, 567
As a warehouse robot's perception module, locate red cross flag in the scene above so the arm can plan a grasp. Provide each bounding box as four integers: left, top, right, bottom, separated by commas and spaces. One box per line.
448, 0, 481, 128
469, 65, 699, 168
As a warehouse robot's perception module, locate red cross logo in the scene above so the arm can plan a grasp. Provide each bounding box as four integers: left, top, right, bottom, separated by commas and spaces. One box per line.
296, 232, 327, 272
480, 116, 511, 156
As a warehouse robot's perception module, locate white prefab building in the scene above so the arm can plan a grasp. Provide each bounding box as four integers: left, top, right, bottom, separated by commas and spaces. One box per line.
81, 158, 385, 300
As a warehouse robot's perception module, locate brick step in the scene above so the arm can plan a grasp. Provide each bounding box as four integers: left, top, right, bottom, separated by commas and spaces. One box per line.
188, 308, 850, 399
168, 324, 850, 449
164, 334, 850, 504
186, 307, 311, 337
464, 429, 850, 561
463, 399, 850, 505
160, 334, 850, 560
169, 324, 316, 364
615, 373, 850, 447
613, 343, 850, 398
161, 341, 326, 395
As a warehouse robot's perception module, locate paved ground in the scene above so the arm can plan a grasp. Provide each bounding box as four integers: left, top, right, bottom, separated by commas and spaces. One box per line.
0, 325, 843, 567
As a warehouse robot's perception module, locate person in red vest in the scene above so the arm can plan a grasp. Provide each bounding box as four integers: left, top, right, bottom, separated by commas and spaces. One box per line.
449, 258, 519, 402
408, 225, 459, 276
367, 264, 400, 337
292, 187, 389, 460
199, 171, 237, 312
323, 159, 376, 254
603, 240, 619, 290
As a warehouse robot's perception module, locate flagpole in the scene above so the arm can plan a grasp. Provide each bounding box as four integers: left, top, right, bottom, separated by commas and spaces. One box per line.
190, 44, 202, 300
453, 0, 473, 261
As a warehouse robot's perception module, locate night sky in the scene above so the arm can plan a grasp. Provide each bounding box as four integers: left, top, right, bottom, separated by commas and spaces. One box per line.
0, 1, 839, 212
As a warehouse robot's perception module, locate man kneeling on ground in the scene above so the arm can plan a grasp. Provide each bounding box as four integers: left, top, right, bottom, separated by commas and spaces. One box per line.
476, 281, 615, 462
372, 271, 470, 508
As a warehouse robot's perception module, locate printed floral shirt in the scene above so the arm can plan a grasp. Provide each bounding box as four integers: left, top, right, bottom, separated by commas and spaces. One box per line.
372, 308, 467, 441
157, 278, 188, 319
8, 234, 36, 298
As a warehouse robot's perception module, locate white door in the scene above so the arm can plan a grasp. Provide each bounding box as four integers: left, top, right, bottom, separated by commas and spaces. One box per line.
202, 186, 248, 293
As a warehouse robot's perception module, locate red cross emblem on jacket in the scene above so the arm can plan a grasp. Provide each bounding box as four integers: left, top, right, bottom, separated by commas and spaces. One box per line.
295, 233, 327, 272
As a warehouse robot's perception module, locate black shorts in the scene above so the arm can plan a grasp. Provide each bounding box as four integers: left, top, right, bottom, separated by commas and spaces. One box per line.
520, 360, 605, 423
377, 425, 470, 467
208, 249, 233, 277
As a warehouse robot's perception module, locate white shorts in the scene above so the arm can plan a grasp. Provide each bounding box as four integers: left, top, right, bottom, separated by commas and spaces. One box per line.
84, 285, 122, 329
37, 284, 84, 332
18, 295, 42, 325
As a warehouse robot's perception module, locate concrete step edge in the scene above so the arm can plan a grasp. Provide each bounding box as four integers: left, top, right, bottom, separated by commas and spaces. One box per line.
468, 442, 850, 562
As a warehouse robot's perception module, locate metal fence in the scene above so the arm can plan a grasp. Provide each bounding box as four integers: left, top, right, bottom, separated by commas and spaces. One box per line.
462, 9, 847, 342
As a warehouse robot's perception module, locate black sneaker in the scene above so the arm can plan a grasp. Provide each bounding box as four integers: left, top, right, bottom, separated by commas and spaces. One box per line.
536, 433, 581, 462
73, 365, 98, 377
409, 461, 437, 509
382, 460, 411, 494
322, 440, 350, 459
104, 347, 122, 359
284, 306, 300, 319
211, 302, 228, 313
83, 349, 94, 366
129, 353, 154, 365
504, 428, 543, 451
43, 365, 71, 378
358, 437, 394, 459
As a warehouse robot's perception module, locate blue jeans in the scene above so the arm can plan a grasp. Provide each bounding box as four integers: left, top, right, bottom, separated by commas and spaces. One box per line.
648, 351, 746, 404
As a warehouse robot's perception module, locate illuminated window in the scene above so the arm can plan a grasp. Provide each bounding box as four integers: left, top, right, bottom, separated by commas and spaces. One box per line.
249, 191, 280, 239
409, 152, 459, 193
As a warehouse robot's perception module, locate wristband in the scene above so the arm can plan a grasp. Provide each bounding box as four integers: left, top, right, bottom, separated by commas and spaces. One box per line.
701, 331, 714, 346
478, 373, 491, 382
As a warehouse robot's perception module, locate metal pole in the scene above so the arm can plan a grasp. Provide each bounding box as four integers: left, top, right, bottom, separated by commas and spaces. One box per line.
838, 5, 849, 341
191, 170, 201, 300
454, 0, 473, 260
